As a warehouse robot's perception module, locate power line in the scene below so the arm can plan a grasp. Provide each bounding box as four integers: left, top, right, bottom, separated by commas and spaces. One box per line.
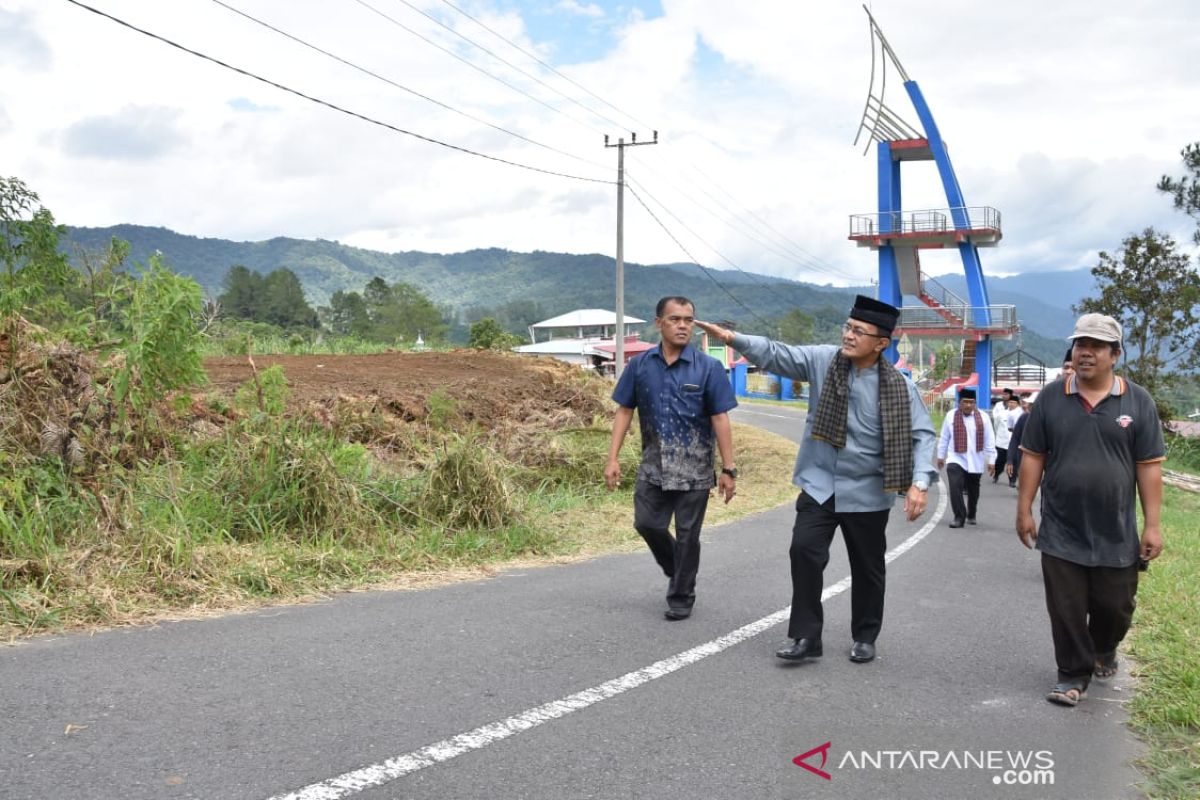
628, 152, 851, 281
382, 0, 852, 283
208, 0, 609, 172
627, 151, 860, 283
389, 0, 631, 133
349, 0, 858, 286
347, 0, 606, 137
437, 0, 655, 133
625, 173, 775, 288
64, 0, 614, 186
625, 183, 776, 332
370, 0, 857, 286
687, 161, 855, 277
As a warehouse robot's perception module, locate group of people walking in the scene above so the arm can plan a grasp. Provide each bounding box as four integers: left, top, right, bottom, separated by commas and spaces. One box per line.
606, 296, 1165, 707
935, 384, 1039, 526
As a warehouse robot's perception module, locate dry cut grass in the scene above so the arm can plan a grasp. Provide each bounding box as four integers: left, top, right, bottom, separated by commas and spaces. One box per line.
534, 422, 799, 559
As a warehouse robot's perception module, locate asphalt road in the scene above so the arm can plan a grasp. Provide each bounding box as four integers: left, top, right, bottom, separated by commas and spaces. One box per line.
1, 404, 1146, 799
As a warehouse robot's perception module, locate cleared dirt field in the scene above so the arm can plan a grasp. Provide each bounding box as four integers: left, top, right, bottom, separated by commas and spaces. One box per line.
202, 350, 609, 427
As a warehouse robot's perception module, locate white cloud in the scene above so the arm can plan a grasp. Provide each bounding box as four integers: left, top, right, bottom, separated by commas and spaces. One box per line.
555, 0, 604, 19
0, 8, 51, 70
60, 105, 185, 160
0, 0, 1196, 291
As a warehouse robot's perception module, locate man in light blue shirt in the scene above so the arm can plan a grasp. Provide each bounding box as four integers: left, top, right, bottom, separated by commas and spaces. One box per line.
697, 296, 937, 664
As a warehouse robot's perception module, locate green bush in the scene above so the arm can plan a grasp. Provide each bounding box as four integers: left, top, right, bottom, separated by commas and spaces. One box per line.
1165, 432, 1200, 474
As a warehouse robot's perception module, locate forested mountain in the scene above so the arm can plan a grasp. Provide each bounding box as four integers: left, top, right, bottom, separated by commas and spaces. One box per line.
63, 224, 860, 330
63, 224, 1078, 363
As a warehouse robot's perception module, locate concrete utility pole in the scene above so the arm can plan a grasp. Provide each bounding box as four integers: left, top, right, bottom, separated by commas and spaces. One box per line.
605, 131, 658, 379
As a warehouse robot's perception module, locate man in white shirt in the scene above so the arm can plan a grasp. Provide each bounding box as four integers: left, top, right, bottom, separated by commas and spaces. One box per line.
991, 387, 1014, 425
990, 388, 1014, 482
993, 395, 1020, 485
937, 388, 997, 527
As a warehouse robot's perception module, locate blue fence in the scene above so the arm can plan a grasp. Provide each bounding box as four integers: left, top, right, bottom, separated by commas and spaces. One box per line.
730, 363, 807, 402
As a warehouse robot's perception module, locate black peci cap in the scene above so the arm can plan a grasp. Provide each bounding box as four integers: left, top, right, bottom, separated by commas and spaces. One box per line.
849, 295, 900, 336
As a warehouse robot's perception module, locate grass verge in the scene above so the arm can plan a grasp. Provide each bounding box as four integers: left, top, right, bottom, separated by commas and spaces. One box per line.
1164, 432, 1200, 475
529, 422, 799, 560
1128, 485, 1200, 799
0, 419, 798, 641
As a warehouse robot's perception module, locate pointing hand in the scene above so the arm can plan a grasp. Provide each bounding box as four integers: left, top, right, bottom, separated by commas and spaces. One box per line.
694, 320, 734, 345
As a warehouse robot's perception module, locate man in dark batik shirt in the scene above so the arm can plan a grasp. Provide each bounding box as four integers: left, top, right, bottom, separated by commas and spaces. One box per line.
606, 296, 737, 621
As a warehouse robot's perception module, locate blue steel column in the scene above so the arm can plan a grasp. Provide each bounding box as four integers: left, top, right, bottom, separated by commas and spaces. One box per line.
877, 141, 902, 362
904, 80, 993, 401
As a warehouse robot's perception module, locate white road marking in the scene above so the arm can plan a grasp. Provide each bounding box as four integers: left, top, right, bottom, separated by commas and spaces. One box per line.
267, 487, 948, 800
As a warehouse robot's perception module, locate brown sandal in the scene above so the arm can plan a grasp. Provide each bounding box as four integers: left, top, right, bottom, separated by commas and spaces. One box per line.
1046, 682, 1087, 707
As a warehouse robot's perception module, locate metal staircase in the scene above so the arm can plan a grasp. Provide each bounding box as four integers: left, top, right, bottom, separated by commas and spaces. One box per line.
916, 273, 967, 327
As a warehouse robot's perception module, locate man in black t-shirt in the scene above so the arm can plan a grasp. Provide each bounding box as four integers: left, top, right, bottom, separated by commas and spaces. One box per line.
1016, 314, 1165, 707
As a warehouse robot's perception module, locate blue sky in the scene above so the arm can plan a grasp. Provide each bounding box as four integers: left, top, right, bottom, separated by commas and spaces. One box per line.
1, 0, 1198, 287
505, 0, 663, 63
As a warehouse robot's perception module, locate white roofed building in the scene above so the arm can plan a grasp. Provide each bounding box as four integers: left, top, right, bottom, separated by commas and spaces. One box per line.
526, 309, 644, 343
516, 309, 648, 373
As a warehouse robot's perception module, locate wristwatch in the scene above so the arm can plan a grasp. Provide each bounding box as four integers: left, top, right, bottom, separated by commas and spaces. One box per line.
721, 466, 738, 479
913, 480, 929, 492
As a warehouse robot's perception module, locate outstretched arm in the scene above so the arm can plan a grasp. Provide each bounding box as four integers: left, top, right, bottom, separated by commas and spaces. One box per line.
695, 320, 820, 381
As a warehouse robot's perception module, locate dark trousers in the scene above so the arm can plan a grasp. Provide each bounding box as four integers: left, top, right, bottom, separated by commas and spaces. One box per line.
634, 481, 710, 610
945, 463, 981, 521
788, 492, 891, 642
1041, 553, 1139, 686
993, 447, 1008, 482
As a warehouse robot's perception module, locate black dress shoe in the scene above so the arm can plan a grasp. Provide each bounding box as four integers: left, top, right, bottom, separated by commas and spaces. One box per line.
967, 517, 977, 525
849, 641, 876, 663
948, 518, 965, 528
776, 638, 823, 661
664, 606, 692, 620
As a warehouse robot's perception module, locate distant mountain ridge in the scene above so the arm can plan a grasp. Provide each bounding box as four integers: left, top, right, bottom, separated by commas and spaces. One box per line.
925, 270, 1097, 339
64, 224, 1085, 345
63, 224, 857, 326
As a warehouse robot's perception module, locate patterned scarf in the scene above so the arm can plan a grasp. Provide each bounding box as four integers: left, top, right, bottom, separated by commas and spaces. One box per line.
810, 351, 913, 493
952, 409, 985, 453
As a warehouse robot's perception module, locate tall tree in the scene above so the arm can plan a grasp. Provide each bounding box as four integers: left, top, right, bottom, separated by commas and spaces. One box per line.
363, 276, 391, 311
1074, 227, 1200, 413
0, 176, 71, 365
323, 290, 371, 337
218, 265, 263, 321
261, 268, 318, 328
468, 317, 521, 350
218, 265, 317, 328
352, 277, 448, 343
391, 281, 447, 343
776, 308, 815, 343
1157, 142, 1200, 244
